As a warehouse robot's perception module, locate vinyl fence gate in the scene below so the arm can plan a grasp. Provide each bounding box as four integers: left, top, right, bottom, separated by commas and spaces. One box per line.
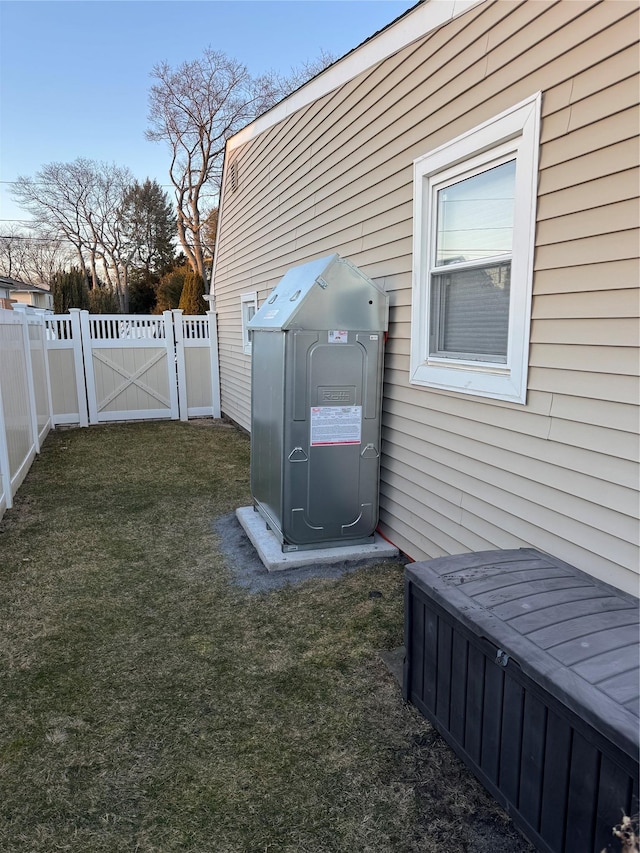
45, 309, 221, 426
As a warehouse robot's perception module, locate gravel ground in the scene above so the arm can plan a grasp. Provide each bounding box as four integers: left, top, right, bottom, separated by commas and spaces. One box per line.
213, 511, 402, 592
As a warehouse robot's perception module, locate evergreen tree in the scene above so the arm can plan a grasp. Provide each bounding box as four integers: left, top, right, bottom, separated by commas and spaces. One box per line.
128, 269, 158, 314
120, 179, 176, 276
88, 285, 120, 314
178, 269, 206, 315
51, 267, 89, 313
155, 263, 189, 313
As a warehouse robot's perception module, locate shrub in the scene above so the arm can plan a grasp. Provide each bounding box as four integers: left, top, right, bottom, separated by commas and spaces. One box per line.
88, 285, 120, 314
51, 268, 89, 313
178, 269, 206, 315
155, 264, 189, 313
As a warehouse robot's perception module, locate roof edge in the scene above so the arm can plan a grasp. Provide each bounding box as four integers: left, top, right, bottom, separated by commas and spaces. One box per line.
227, 0, 484, 151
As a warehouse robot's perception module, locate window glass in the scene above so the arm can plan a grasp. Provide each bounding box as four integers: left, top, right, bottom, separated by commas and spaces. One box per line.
435, 160, 516, 266
430, 262, 511, 361
241, 293, 257, 354
243, 301, 256, 326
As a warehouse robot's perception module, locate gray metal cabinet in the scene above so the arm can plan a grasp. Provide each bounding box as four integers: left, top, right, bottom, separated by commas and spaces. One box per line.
248, 254, 388, 552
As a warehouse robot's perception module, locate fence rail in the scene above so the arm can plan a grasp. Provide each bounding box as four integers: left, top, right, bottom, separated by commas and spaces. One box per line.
0, 307, 220, 519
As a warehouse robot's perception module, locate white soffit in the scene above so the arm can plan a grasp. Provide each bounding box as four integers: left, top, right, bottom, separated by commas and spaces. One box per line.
228, 0, 485, 151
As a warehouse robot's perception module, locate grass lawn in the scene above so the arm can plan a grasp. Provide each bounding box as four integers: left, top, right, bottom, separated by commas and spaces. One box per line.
0, 420, 530, 852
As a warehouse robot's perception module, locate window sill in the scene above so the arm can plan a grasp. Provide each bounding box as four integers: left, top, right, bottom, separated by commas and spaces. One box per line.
409, 360, 526, 404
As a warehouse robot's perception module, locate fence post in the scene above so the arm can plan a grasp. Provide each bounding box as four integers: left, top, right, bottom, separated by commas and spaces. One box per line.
68, 310, 90, 427
14, 306, 40, 452
164, 311, 180, 420
21, 310, 53, 446
75, 309, 95, 426
203, 298, 221, 419
173, 310, 189, 422
0, 370, 12, 511
41, 316, 55, 432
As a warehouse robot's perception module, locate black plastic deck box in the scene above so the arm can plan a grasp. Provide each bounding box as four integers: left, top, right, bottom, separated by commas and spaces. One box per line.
403, 548, 639, 853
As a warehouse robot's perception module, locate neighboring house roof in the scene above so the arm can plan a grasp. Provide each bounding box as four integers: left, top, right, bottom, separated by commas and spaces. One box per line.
0, 276, 51, 295
5, 282, 50, 295
0, 276, 19, 292
0, 276, 18, 303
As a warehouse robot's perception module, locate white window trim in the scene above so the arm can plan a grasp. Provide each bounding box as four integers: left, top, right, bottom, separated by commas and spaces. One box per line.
240, 292, 257, 355
410, 93, 541, 404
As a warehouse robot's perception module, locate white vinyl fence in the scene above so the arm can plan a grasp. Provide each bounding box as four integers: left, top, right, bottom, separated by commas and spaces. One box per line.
0, 308, 53, 515
0, 306, 220, 518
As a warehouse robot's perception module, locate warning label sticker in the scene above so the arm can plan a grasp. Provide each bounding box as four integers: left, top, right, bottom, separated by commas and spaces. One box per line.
310, 406, 362, 446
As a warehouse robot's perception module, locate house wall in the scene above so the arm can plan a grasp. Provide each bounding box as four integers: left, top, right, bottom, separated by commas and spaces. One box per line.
12, 291, 53, 311
212, 0, 640, 594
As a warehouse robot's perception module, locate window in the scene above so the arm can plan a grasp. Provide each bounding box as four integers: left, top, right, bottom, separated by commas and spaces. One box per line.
241, 292, 257, 354
411, 93, 541, 404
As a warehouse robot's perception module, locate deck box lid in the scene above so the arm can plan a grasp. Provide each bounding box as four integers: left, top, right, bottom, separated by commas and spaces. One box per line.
406, 548, 639, 760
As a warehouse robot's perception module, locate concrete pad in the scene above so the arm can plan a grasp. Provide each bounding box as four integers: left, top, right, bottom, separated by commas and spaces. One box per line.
236, 505, 399, 572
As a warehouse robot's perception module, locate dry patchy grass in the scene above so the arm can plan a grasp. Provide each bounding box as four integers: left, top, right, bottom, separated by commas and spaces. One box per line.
0, 421, 530, 852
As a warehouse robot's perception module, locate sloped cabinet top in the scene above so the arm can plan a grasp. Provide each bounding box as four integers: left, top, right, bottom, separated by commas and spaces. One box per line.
248, 254, 388, 332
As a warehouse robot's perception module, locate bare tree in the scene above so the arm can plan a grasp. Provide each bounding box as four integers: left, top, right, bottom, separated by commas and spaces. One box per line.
12, 159, 136, 309
201, 206, 218, 275
0, 225, 72, 285
13, 159, 97, 283
266, 49, 337, 96
0, 225, 31, 280
23, 229, 74, 285
84, 162, 135, 311
146, 48, 334, 287
146, 51, 266, 286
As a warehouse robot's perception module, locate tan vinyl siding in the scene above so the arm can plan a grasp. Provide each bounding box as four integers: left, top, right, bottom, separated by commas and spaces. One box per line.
533, 258, 638, 295
213, 0, 640, 593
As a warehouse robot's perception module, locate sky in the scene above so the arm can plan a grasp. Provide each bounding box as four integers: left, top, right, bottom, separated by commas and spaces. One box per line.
0, 0, 415, 230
